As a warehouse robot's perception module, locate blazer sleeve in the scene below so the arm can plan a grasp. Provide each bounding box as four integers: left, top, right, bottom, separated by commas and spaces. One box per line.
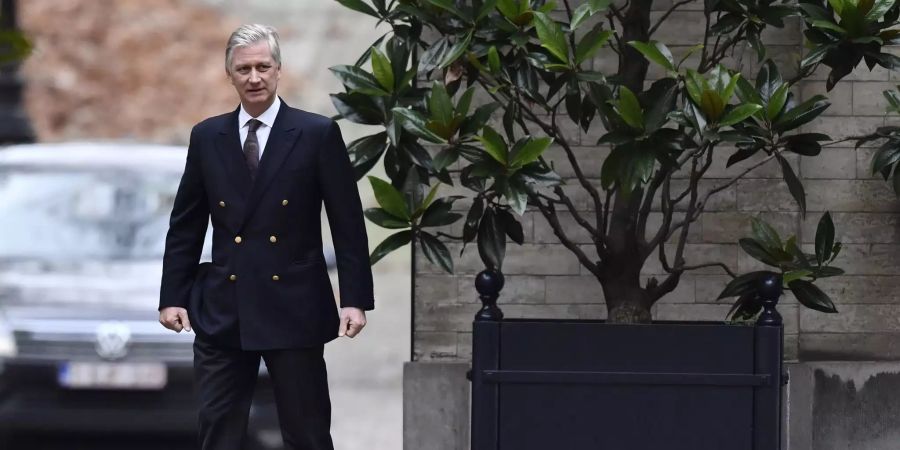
159, 126, 210, 310
317, 120, 375, 311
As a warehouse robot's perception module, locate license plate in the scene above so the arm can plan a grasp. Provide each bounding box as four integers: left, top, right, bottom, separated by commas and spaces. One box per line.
58, 362, 167, 390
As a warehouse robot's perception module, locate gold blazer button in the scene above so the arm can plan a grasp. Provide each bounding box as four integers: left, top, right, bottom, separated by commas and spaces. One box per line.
281, 199, 289, 206
218, 201, 226, 207
229, 274, 237, 281
269, 235, 277, 243
234, 236, 242, 244
272, 275, 280, 281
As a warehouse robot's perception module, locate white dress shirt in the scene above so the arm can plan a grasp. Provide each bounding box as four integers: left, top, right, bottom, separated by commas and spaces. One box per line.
238, 96, 281, 160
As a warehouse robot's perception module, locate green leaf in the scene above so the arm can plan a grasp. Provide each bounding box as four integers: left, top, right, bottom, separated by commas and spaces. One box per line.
775, 95, 830, 133
419, 37, 451, 73
364, 208, 410, 229
628, 40, 675, 72
368, 176, 411, 220
643, 78, 679, 133
751, 217, 784, 250
684, 69, 706, 106
570, 3, 593, 30
370, 46, 395, 91
783, 269, 813, 284
330, 92, 383, 125
721, 72, 741, 103
884, 88, 900, 113
755, 60, 783, 103
719, 104, 763, 126
783, 133, 827, 156
767, 84, 790, 121
589, 0, 611, 13
428, 82, 455, 126
488, 46, 501, 73
701, 90, 726, 121
864, 0, 894, 22
335, 0, 380, 18
413, 183, 441, 219
776, 153, 807, 216
477, 208, 506, 269
739, 238, 781, 266
463, 198, 485, 246
427, 0, 470, 20
370, 230, 412, 265
439, 31, 473, 69
421, 198, 464, 227
503, 180, 529, 215
419, 231, 454, 273
735, 76, 763, 106
497, 207, 525, 243
829, 0, 845, 16
477, 0, 499, 20
615, 85, 644, 130
497, 0, 522, 20
533, 11, 570, 64
432, 147, 459, 172
329, 65, 390, 96
710, 13, 745, 35
510, 137, 554, 168
871, 141, 900, 175
810, 19, 848, 34
717, 271, 770, 299
801, 45, 830, 70
576, 28, 614, 65
347, 132, 388, 178
386, 116, 402, 148
789, 279, 838, 313
392, 107, 448, 143
815, 212, 836, 265
477, 127, 509, 165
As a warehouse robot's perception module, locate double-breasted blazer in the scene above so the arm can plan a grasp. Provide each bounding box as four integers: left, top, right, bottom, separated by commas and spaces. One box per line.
159, 99, 374, 350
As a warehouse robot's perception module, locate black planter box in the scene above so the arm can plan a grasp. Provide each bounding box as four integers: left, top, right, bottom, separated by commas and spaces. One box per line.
470, 318, 784, 450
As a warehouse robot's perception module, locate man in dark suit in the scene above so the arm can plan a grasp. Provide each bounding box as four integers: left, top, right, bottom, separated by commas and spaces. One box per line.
157, 24, 374, 450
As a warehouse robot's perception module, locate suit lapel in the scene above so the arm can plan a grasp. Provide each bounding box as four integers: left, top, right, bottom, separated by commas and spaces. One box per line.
240, 104, 303, 229
214, 107, 253, 198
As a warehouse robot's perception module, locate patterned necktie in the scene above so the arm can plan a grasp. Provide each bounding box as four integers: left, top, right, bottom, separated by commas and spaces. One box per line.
243, 118, 262, 182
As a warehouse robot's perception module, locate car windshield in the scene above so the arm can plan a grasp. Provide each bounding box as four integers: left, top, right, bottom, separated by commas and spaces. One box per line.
0, 166, 196, 260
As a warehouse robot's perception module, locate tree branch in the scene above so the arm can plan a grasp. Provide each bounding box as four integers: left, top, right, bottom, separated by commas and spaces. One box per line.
649, 0, 695, 36
531, 193, 602, 277
553, 186, 600, 237
680, 262, 738, 277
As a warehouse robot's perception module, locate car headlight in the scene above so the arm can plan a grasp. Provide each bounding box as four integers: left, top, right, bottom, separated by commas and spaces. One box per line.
0, 318, 16, 358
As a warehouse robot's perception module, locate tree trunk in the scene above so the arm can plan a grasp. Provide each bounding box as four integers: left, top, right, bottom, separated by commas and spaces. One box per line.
602, 276, 653, 324
598, 0, 655, 324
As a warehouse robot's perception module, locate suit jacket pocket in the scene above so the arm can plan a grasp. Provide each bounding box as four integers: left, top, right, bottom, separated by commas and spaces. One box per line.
274, 257, 331, 301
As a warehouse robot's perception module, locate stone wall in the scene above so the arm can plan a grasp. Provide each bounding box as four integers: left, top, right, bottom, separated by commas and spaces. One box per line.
411, 0, 900, 365
19, 0, 387, 145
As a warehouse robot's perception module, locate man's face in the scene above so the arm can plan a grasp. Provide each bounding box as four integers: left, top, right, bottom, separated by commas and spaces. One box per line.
228, 41, 280, 112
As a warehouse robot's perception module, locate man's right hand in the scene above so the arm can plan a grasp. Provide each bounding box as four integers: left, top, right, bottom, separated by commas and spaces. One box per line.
159, 307, 192, 333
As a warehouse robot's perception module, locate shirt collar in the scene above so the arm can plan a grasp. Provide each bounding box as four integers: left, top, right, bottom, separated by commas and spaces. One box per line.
239, 96, 281, 130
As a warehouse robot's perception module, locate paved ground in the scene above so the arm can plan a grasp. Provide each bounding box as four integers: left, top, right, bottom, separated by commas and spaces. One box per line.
326, 264, 410, 450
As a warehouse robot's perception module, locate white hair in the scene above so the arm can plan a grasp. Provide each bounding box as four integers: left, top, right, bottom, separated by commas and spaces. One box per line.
225, 24, 281, 73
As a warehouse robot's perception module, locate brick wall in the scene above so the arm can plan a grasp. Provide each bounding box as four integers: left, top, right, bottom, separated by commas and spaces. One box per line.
412, 0, 900, 363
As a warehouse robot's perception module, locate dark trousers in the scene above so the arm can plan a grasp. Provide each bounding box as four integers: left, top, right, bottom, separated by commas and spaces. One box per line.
192, 335, 335, 450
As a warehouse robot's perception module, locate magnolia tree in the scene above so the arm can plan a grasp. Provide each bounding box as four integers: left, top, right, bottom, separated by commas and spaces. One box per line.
328, 0, 900, 323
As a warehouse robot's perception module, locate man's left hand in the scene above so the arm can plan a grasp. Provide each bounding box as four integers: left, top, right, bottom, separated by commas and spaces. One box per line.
338, 307, 367, 338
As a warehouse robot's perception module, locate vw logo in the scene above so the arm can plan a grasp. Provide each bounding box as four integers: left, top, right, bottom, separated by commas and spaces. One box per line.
95, 322, 131, 360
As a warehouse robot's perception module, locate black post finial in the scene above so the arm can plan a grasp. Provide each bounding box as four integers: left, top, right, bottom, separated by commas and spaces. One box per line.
756, 273, 783, 327
474, 268, 504, 321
